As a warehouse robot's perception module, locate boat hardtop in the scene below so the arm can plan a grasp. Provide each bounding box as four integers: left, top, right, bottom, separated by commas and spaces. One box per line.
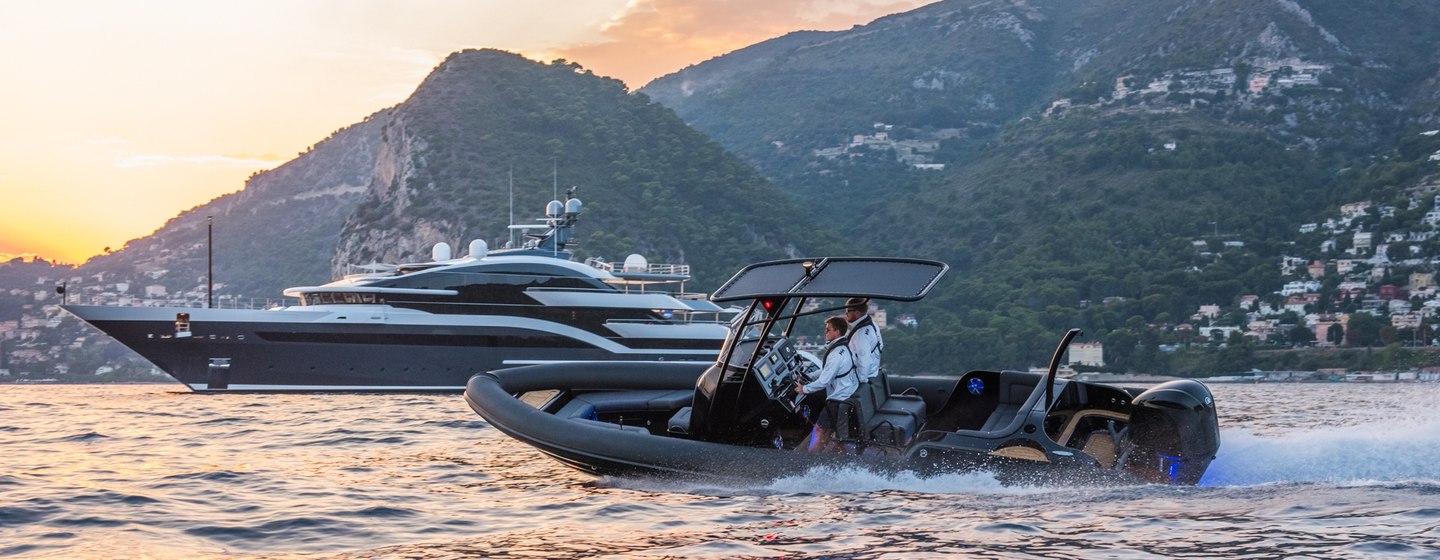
464, 256, 1221, 485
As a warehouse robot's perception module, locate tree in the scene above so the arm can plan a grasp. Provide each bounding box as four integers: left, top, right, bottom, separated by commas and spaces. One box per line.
1345, 313, 1383, 347
1290, 324, 1315, 346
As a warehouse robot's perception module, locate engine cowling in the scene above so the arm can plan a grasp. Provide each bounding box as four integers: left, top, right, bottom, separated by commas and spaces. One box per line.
1121, 379, 1220, 485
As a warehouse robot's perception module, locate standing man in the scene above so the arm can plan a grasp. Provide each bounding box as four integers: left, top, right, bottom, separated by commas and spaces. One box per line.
846, 297, 883, 383
794, 315, 858, 452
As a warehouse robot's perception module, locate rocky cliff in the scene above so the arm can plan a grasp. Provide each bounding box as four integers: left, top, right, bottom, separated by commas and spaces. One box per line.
330, 49, 824, 287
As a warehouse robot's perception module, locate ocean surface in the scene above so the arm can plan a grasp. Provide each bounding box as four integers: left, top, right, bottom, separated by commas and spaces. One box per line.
1, 382, 1438, 559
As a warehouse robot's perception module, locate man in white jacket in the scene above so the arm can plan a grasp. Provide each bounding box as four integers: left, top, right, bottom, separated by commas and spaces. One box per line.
794, 315, 858, 452
845, 297, 883, 383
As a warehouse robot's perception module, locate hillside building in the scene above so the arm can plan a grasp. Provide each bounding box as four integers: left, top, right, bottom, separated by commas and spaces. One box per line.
1068, 342, 1104, 367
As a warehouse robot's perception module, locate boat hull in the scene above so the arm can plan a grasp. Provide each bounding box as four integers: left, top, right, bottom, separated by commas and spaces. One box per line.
66, 305, 721, 392
463, 363, 1139, 484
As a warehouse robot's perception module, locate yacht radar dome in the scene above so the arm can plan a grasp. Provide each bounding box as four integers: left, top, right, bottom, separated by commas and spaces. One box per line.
468, 239, 488, 260
623, 254, 648, 273
565, 198, 583, 216
546, 200, 564, 218
431, 242, 452, 262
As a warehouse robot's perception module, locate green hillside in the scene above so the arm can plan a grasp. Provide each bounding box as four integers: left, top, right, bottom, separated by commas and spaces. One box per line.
337, 50, 834, 288
642, 0, 1440, 373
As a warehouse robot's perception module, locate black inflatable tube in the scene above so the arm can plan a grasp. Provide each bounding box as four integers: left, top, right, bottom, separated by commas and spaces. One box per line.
464, 362, 860, 480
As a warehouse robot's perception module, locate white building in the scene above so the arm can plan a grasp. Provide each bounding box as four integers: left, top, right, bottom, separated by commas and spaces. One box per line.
1353, 231, 1373, 251
1068, 342, 1105, 367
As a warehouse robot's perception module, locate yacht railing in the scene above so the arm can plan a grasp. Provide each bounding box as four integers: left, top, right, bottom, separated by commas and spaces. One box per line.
523, 285, 707, 298
605, 315, 731, 325
63, 292, 292, 310
583, 257, 691, 277
343, 263, 398, 277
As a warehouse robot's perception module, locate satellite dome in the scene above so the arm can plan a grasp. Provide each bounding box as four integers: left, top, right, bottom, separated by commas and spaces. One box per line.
565, 198, 583, 215
622, 253, 648, 272
545, 200, 563, 217
431, 242, 452, 262
468, 239, 488, 260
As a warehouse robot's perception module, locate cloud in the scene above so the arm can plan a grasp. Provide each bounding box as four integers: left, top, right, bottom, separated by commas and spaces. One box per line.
551, 0, 934, 87
68, 134, 282, 169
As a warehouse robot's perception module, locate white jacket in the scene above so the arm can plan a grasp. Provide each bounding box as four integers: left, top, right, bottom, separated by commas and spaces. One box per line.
802, 338, 858, 401
848, 316, 883, 381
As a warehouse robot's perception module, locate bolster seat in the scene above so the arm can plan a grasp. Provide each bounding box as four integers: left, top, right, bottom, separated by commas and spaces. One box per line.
871, 373, 927, 425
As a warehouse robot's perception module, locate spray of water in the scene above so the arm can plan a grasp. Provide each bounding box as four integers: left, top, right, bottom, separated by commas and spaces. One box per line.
1202, 410, 1440, 487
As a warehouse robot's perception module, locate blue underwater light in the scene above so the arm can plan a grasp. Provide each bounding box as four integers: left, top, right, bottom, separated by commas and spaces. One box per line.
1158, 453, 1184, 483
967, 378, 985, 395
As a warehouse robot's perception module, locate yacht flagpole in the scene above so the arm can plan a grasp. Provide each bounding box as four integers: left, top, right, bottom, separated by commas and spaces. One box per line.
207, 216, 214, 309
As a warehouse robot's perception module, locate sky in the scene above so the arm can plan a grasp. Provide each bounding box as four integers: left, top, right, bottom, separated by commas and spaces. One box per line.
0, 0, 931, 265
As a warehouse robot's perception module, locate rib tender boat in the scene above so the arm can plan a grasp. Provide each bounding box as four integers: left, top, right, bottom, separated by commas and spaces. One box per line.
464, 257, 1220, 484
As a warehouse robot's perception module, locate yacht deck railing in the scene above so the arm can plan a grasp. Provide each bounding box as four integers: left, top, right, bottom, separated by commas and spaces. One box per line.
63, 293, 291, 310
583, 257, 691, 277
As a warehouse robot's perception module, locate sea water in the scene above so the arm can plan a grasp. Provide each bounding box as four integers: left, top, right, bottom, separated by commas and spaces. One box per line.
0, 383, 1437, 559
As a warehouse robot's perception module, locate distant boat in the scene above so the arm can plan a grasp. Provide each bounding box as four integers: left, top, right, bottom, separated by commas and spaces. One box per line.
1201, 374, 1265, 384
65, 194, 731, 392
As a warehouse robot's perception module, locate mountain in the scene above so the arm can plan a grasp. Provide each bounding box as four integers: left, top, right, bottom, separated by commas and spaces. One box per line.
645, 0, 1440, 165
641, 0, 1440, 371
332, 49, 819, 288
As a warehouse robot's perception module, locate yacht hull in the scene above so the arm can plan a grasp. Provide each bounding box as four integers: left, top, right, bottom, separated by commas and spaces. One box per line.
65, 305, 722, 392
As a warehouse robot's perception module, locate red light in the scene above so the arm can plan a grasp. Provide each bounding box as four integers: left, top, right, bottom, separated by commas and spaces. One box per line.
761, 299, 775, 311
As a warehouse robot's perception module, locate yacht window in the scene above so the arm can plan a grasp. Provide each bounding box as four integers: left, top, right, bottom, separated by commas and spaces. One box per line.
344, 293, 359, 304
361, 294, 376, 304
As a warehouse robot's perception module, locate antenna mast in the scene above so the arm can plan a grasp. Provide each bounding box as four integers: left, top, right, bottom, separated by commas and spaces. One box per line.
508, 167, 516, 249
552, 161, 559, 257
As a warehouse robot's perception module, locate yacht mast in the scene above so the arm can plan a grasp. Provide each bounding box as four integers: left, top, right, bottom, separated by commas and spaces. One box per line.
508, 167, 516, 249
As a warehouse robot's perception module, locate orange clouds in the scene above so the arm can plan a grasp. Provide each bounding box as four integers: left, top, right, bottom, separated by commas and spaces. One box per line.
552, 0, 935, 88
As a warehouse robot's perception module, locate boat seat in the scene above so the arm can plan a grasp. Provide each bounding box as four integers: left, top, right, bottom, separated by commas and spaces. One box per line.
980, 403, 1023, 432
667, 406, 693, 434
845, 381, 922, 447
1081, 430, 1118, 469
864, 411, 918, 447
558, 390, 693, 421
866, 375, 927, 424
970, 371, 1041, 434
570, 417, 650, 434
1053, 409, 1130, 447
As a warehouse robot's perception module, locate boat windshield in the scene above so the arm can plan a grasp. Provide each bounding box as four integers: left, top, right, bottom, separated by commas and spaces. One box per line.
718, 295, 855, 371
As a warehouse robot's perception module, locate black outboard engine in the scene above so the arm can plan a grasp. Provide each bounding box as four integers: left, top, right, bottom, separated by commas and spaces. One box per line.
1119, 379, 1220, 485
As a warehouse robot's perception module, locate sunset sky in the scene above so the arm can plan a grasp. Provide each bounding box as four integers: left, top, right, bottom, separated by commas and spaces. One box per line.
0, 0, 931, 265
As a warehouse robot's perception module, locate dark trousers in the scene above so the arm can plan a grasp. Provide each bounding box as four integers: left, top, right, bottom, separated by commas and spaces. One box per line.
820, 398, 856, 441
